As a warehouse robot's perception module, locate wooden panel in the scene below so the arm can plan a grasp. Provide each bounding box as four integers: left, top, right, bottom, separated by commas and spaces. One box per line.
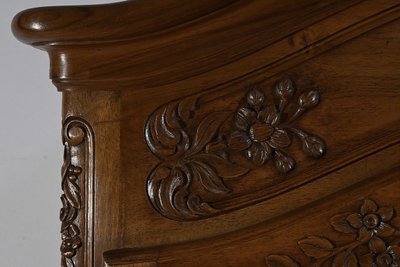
114, 18, 400, 249
11, 0, 400, 266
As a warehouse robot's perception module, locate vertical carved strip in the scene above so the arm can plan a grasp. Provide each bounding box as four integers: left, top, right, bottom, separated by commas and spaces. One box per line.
60, 117, 95, 267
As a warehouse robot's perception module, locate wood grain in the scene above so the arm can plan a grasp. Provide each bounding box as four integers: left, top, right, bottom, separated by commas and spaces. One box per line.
11, 0, 400, 266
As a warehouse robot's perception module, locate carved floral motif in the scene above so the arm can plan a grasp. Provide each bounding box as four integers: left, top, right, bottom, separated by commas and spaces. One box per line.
145, 78, 325, 220
228, 80, 324, 173
265, 199, 400, 267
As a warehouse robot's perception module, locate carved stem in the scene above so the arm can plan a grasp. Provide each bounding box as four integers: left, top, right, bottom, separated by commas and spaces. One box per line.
287, 107, 306, 123
313, 240, 365, 267
278, 99, 289, 113
287, 127, 307, 138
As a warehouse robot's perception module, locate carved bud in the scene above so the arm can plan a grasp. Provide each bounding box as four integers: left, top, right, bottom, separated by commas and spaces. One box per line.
274, 151, 295, 173
275, 78, 295, 100
247, 88, 265, 108
298, 89, 320, 109
302, 135, 325, 158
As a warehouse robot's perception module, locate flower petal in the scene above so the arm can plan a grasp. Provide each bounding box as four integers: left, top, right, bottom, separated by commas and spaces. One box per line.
228, 131, 252, 150
376, 223, 396, 238
274, 151, 295, 173
377, 207, 394, 222
360, 199, 378, 215
247, 142, 272, 166
235, 107, 256, 131
358, 227, 373, 241
258, 105, 280, 126
346, 213, 363, 229
358, 254, 374, 267
390, 245, 400, 258
376, 252, 393, 267
268, 129, 291, 148
71, 236, 82, 249
369, 236, 387, 253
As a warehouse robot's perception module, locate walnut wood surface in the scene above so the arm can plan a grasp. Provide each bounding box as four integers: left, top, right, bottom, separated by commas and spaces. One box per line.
12, 0, 400, 266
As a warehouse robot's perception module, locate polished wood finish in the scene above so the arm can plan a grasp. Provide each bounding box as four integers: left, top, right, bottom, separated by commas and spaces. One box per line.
12, 0, 400, 266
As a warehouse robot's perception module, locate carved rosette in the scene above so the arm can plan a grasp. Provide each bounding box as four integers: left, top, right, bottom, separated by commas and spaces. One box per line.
60, 117, 94, 267
265, 199, 400, 267
145, 78, 325, 220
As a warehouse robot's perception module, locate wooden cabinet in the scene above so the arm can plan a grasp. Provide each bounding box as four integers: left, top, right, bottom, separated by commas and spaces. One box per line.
12, 1, 400, 266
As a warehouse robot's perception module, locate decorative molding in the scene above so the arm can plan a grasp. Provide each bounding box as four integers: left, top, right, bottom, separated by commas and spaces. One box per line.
145, 78, 325, 220
60, 117, 95, 267
265, 199, 400, 267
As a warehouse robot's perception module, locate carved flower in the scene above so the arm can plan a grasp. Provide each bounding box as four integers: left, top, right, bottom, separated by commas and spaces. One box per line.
346, 199, 396, 241
229, 88, 294, 172
359, 237, 400, 267
60, 224, 82, 259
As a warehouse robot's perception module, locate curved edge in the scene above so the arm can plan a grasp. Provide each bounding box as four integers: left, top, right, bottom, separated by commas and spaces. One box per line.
11, 0, 236, 46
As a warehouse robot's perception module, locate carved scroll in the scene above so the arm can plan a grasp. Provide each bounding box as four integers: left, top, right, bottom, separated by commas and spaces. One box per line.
145, 78, 325, 220
265, 199, 400, 267
60, 117, 95, 267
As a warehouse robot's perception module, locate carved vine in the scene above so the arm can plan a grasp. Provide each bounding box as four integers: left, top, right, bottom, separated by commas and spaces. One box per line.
265, 199, 400, 267
60, 117, 94, 267
145, 78, 325, 220
60, 153, 82, 267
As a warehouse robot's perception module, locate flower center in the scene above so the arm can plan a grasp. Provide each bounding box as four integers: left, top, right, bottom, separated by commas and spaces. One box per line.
376, 253, 392, 267
249, 123, 274, 142
363, 214, 380, 229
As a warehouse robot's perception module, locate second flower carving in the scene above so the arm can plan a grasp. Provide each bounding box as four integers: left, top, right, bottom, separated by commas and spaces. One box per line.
145, 78, 326, 220
229, 79, 324, 173
265, 199, 399, 267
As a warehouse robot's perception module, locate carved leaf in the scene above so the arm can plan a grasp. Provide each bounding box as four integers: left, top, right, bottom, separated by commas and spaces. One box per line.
192, 154, 249, 180
145, 103, 189, 158
190, 111, 230, 155
329, 213, 356, 234
62, 167, 82, 209
266, 255, 300, 267
186, 195, 218, 216
332, 251, 358, 267
191, 160, 231, 194
177, 95, 199, 121
147, 164, 192, 219
147, 162, 226, 220
301, 135, 325, 158
298, 236, 335, 258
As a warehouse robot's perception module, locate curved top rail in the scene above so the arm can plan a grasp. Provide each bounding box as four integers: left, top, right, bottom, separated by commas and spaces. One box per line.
12, 0, 236, 45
